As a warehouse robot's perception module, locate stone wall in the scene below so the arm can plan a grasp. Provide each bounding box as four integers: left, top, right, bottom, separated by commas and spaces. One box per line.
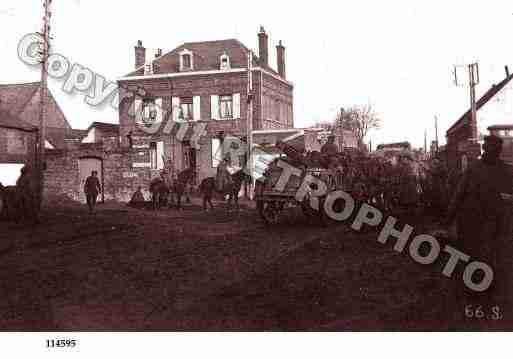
44, 140, 162, 204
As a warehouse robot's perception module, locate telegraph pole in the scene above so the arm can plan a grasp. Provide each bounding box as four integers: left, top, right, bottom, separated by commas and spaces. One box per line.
246, 51, 254, 199
468, 63, 479, 142
37, 0, 52, 208
453, 62, 479, 142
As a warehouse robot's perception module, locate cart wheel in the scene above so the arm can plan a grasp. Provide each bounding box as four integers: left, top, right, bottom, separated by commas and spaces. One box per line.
259, 201, 281, 225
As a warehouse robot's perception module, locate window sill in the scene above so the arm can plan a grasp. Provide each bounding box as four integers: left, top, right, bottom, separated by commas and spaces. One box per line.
214, 117, 237, 121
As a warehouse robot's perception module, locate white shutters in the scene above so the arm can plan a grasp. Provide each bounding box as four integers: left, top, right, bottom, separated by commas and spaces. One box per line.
210, 95, 219, 120
193, 96, 201, 121
211, 138, 222, 167
233, 93, 241, 119
155, 97, 163, 123
172, 97, 181, 121
156, 141, 164, 170
134, 98, 143, 123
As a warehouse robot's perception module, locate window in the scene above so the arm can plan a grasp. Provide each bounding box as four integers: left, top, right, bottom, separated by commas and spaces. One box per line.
142, 98, 157, 125
219, 95, 233, 119
179, 97, 193, 121
180, 49, 194, 71
182, 54, 191, 69
149, 141, 164, 169
220, 52, 231, 70
150, 142, 158, 169
274, 99, 280, 122
211, 138, 222, 167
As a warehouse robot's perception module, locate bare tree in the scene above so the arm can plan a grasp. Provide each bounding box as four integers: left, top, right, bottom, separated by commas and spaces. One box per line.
335, 104, 381, 144
310, 119, 335, 131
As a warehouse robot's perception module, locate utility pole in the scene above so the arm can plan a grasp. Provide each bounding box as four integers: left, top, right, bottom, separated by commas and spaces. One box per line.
468, 63, 479, 142
37, 0, 52, 208
246, 50, 254, 199
454, 62, 479, 142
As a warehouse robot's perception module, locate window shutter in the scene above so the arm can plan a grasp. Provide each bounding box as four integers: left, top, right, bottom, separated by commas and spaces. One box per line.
172, 97, 180, 121
157, 141, 164, 170
211, 95, 219, 120
193, 96, 201, 121
155, 97, 163, 123
134, 98, 142, 123
233, 93, 241, 119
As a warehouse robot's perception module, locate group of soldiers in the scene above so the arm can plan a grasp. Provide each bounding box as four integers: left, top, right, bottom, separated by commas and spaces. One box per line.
276, 135, 425, 213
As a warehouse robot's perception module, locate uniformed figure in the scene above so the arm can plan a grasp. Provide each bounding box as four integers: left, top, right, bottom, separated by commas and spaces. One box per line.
321, 135, 338, 158
215, 155, 233, 192
16, 165, 38, 223
128, 186, 146, 209
84, 170, 102, 214
447, 135, 513, 317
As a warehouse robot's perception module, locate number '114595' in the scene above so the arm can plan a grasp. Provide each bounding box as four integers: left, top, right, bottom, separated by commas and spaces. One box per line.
46, 339, 77, 348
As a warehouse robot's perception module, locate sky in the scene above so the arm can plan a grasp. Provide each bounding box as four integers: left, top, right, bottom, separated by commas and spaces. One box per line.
1, 0, 513, 148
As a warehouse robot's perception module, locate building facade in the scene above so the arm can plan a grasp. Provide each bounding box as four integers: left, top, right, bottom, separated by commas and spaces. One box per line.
0, 110, 38, 186
117, 28, 294, 184
0, 82, 72, 149
446, 72, 513, 172
488, 124, 513, 165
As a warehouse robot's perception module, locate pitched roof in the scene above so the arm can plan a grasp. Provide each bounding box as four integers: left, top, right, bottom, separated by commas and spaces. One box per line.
488, 124, 513, 130
88, 121, 119, 135
0, 82, 40, 116
447, 74, 513, 135
126, 39, 279, 77
0, 109, 37, 132
0, 81, 71, 130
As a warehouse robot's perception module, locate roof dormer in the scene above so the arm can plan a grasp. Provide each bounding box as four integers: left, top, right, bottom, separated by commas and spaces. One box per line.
179, 48, 194, 72
220, 51, 231, 70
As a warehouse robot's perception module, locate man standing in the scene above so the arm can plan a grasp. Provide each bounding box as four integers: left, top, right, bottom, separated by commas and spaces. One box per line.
84, 170, 101, 214
447, 135, 513, 322
321, 135, 338, 157
216, 155, 233, 193
16, 165, 38, 223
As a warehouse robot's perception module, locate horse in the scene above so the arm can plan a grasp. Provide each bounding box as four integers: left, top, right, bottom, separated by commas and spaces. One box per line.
169, 167, 195, 210
199, 169, 251, 211
149, 176, 170, 210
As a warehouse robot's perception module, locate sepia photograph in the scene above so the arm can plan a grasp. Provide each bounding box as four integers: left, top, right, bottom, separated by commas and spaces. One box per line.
0, 0, 512, 356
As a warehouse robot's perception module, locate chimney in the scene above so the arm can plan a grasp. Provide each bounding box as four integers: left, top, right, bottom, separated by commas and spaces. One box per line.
258, 26, 268, 67
506, 65, 510, 78
276, 40, 286, 78
135, 40, 146, 69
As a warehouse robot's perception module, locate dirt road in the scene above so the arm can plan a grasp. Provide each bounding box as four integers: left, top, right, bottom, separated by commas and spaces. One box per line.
0, 199, 508, 330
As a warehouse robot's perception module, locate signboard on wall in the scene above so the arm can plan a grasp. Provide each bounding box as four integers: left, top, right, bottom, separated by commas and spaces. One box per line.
132, 162, 152, 168
122, 172, 138, 178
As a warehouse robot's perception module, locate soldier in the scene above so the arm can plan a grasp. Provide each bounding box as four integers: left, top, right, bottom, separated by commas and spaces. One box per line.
16, 165, 38, 223
446, 135, 513, 319
84, 170, 102, 214
321, 135, 338, 157
215, 155, 233, 193
128, 186, 146, 209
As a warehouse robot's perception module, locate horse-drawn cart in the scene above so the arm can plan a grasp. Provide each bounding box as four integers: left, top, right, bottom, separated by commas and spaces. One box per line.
255, 162, 334, 225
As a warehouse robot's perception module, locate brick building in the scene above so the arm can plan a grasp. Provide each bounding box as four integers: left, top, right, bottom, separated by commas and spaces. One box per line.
0, 82, 72, 149
0, 109, 38, 185
446, 72, 513, 172
487, 124, 513, 165
117, 27, 294, 184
